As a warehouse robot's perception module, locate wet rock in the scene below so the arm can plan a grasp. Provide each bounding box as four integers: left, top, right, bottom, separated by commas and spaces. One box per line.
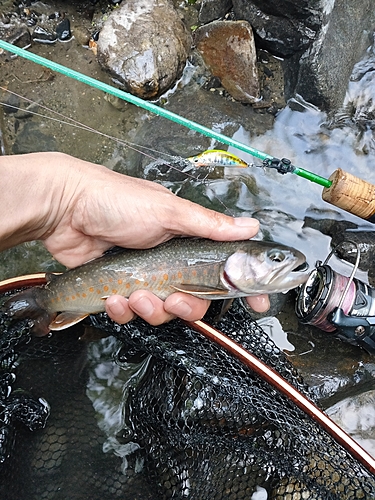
327, 389, 375, 456
97, 0, 192, 99
32, 25, 57, 44
198, 0, 233, 24
231, 0, 375, 112
0, 25, 31, 49
232, 0, 320, 58
12, 122, 57, 154
1, 93, 20, 114
331, 230, 375, 275
303, 214, 358, 238
285, 1, 375, 111
194, 20, 260, 104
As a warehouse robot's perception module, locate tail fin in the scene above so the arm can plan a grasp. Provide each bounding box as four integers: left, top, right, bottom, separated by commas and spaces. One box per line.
3, 288, 55, 337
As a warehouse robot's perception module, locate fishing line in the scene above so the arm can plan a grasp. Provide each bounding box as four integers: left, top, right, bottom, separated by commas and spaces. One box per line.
0, 39, 332, 189
0, 85, 184, 163
0, 86, 235, 215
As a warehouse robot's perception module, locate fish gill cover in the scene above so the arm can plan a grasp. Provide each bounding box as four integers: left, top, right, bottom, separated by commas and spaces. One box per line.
0, 296, 374, 499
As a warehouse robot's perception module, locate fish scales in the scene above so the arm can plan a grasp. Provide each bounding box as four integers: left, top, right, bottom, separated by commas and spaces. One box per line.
3, 238, 309, 335
46, 241, 226, 312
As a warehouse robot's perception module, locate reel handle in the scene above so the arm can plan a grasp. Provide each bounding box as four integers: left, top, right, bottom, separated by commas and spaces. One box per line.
322, 168, 375, 222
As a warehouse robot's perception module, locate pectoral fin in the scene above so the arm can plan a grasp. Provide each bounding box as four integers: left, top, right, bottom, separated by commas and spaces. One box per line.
49, 312, 90, 331
213, 299, 234, 323
171, 284, 229, 298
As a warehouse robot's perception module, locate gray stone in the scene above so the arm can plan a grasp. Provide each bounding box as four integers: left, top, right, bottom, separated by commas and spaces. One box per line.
232, 0, 320, 58
97, 0, 192, 99
285, 0, 375, 110
198, 0, 233, 24
232, 0, 375, 111
0, 25, 31, 50
194, 20, 260, 104
12, 122, 57, 154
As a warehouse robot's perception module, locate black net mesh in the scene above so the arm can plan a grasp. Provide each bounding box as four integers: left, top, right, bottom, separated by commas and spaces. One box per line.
1, 293, 375, 500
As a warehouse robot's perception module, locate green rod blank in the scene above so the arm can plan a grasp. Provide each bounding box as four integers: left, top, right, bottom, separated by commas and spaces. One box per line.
293, 168, 332, 188
0, 39, 332, 188
0, 40, 271, 161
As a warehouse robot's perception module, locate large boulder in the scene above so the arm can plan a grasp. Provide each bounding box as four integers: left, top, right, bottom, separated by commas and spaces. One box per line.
194, 20, 260, 104
97, 0, 192, 99
232, 0, 321, 58
232, 0, 375, 111
285, 0, 375, 110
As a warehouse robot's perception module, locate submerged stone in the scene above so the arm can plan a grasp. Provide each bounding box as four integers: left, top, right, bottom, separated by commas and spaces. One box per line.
12, 122, 57, 154
194, 20, 260, 104
1, 25, 31, 49
97, 0, 192, 99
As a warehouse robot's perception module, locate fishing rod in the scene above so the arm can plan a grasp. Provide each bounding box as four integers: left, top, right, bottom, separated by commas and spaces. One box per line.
1, 39, 375, 223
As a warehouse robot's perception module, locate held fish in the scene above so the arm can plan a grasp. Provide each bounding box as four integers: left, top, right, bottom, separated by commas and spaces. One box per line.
3, 238, 309, 336
187, 150, 248, 168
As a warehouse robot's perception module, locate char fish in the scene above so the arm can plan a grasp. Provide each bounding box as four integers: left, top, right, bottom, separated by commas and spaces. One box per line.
3, 238, 308, 335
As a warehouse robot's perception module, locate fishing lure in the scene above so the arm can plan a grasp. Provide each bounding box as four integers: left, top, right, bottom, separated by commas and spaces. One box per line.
187, 149, 248, 168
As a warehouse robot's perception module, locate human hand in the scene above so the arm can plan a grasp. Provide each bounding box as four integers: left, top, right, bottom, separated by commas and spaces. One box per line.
0, 152, 270, 325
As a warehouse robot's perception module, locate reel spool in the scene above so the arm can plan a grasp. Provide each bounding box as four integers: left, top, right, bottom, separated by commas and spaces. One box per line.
295, 242, 375, 353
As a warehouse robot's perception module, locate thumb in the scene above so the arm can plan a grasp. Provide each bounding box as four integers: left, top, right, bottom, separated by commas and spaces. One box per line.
167, 201, 260, 241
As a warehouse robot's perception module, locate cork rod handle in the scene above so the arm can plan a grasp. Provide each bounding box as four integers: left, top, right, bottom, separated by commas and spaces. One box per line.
322, 169, 375, 222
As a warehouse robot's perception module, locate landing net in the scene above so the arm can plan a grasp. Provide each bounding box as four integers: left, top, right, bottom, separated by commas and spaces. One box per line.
0, 295, 374, 499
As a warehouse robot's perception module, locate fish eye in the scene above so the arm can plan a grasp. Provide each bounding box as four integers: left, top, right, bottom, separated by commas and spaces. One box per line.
267, 249, 285, 263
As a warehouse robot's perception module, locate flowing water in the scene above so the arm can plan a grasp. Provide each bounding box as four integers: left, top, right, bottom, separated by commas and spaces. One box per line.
1, 0, 375, 464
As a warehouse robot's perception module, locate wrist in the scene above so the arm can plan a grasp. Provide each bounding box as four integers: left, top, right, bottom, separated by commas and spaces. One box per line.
0, 152, 82, 249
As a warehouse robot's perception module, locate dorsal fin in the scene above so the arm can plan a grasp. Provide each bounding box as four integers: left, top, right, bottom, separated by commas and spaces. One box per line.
45, 272, 62, 283
102, 246, 125, 256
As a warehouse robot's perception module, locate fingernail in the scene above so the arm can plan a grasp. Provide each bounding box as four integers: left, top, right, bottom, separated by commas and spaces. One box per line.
131, 296, 155, 318
233, 217, 259, 228
171, 300, 193, 319
107, 300, 126, 317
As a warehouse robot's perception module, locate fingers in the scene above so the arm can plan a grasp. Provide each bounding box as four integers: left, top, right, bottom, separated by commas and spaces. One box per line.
106, 291, 270, 326
245, 294, 270, 313
105, 295, 136, 324
105, 291, 210, 326
163, 198, 261, 242
163, 293, 210, 322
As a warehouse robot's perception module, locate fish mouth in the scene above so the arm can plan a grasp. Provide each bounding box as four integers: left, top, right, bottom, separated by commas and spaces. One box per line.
292, 261, 309, 273
266, 259, 310, 289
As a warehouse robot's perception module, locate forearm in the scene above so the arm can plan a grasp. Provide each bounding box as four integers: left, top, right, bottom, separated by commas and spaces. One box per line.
0, 152, 80, 250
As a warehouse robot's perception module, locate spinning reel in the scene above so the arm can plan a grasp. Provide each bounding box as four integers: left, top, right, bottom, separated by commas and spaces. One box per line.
296, 242, 375, 354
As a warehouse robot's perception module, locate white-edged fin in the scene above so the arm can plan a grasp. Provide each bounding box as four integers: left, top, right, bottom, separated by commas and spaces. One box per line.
171, 284, 229, 297
49, 312, 90, 331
